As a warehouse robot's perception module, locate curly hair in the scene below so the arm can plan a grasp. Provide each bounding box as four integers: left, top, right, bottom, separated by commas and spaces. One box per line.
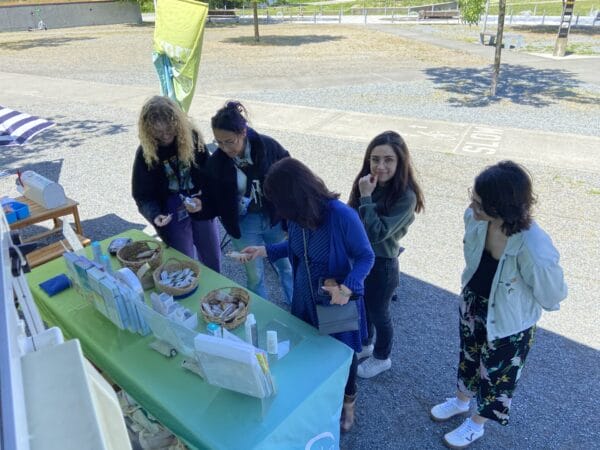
264, 158, 339, 230
137, 96, 204, 168
474, 160, 537, 236
348, 131, 424, 214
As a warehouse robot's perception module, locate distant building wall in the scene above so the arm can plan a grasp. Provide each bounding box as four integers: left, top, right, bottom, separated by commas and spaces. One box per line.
0, 1, 142, 32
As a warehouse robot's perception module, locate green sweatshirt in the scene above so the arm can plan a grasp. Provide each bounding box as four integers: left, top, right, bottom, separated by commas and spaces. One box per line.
358, 186, 417, 258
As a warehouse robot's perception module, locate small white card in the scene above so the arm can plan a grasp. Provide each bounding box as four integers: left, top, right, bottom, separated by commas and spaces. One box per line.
62, 220, 83, 252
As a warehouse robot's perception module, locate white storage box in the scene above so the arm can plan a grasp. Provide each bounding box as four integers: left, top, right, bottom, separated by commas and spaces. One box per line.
18, 170, 67, 209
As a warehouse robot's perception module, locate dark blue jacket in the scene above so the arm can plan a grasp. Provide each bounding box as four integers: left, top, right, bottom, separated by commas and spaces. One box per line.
204, 129, 290, 239
131, 131, 210, 239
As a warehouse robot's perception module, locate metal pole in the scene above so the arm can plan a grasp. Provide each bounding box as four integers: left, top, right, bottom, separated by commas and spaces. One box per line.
481, 0, 491, 35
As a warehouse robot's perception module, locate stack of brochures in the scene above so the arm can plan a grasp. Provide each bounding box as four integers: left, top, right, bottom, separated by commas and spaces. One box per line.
194, 334, 276, 399
63, 253, 150, 336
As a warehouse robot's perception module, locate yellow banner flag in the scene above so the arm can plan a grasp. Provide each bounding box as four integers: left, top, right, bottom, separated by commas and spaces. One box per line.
153, 0, 208, 111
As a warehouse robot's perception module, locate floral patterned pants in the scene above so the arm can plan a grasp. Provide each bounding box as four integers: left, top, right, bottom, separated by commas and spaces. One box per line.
457, 287, 536, 425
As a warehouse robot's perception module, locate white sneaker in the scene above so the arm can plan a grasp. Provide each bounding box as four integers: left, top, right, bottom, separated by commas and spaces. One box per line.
430, 397, 470, 422
357, 356, 391, 378
443, 418, 484, 449
355, 344, 373, 360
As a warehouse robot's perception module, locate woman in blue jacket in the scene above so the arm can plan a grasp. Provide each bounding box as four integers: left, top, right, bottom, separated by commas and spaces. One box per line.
205, 101, 293, 303
431, 161, 568, 448
241, 158, 375, 433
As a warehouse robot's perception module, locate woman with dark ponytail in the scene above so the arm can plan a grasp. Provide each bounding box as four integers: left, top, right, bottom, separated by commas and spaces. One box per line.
205, 101, 293, 303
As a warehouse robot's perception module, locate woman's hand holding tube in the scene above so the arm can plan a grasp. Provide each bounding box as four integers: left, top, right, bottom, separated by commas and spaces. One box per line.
154, 214, 172, 227
184, 197, 203, 213
240, 246, 267, 262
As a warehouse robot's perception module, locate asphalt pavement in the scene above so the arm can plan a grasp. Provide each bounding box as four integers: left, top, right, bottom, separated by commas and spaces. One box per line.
0, 20, 598, 450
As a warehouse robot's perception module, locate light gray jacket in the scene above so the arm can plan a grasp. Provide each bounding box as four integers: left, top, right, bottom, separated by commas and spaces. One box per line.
461, 208, 568, 341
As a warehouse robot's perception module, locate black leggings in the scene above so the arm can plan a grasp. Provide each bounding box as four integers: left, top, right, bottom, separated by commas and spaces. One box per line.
345, 353, 358, 396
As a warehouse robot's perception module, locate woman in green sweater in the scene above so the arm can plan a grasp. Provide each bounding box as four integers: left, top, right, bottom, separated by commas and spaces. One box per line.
348, 131, 425, 378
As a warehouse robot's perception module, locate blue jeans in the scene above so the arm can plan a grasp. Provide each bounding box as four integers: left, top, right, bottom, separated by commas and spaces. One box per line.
231, 212, 293, 304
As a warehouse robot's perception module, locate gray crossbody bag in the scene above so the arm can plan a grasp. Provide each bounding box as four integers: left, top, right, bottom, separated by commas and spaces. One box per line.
302, 228, 359, 335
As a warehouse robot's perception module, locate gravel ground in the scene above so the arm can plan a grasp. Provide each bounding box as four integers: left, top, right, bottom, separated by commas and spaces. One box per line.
232, 78, 600, 136
1, 21, 599, 450
2, 23, 598, 138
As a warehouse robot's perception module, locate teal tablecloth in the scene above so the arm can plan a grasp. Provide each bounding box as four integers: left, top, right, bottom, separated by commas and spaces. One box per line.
26, 229, 352, 450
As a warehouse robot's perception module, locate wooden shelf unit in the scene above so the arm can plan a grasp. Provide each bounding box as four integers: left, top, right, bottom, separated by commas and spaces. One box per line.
9, 196, 90, 268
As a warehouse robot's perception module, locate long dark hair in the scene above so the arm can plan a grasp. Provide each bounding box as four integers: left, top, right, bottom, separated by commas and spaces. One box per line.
211, 100, 249, 135
348, 131, 424, 214
264, 158, 340, 229
474, 160, 536, 236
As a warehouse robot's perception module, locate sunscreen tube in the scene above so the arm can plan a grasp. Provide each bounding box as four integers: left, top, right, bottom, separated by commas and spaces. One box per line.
245, 314, 258, 347
266, 330, 278, 355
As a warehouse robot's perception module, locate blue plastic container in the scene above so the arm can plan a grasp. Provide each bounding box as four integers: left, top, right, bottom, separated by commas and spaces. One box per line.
11, 201, 30, 220
3, 201, 29, 223
4, 207, 17, 224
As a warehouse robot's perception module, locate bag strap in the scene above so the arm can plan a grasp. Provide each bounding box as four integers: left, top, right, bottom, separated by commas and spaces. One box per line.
302, 228, 317, 307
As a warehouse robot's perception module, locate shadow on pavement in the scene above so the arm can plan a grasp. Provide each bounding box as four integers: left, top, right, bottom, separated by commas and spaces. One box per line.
341, 272, 599, 449
0, 117, 129, 167
221, 34, 344, 46
0, 36, 96, 50
80, 214, 147, 241
0, 159, 64, 184
424, 64, 600, 107
12, 214, 146, 246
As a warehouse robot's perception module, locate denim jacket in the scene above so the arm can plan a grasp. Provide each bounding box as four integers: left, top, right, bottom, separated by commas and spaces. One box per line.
461, 208, 568, 341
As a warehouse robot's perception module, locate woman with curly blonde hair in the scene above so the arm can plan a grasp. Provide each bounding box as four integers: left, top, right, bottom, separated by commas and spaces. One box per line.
132, 96, 220, 272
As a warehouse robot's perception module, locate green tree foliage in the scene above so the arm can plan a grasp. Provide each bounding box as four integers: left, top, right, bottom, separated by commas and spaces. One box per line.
459, 0, 486, 24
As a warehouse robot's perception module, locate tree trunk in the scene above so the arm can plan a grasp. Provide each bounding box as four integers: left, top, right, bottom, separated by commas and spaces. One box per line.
253, 1, 260, 42
490, 0, 506, 97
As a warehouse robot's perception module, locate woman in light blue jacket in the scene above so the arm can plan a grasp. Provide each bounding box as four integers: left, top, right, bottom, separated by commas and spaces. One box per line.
430, 161, 567, 449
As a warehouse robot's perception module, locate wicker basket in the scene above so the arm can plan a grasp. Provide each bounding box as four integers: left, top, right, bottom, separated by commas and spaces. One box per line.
116, 240, 163, 273
153, 257, 201, 298
200, 287, 251, 330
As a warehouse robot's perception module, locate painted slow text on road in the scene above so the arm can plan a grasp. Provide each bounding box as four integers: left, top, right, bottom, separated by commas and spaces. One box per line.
456, 126, 504, 155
